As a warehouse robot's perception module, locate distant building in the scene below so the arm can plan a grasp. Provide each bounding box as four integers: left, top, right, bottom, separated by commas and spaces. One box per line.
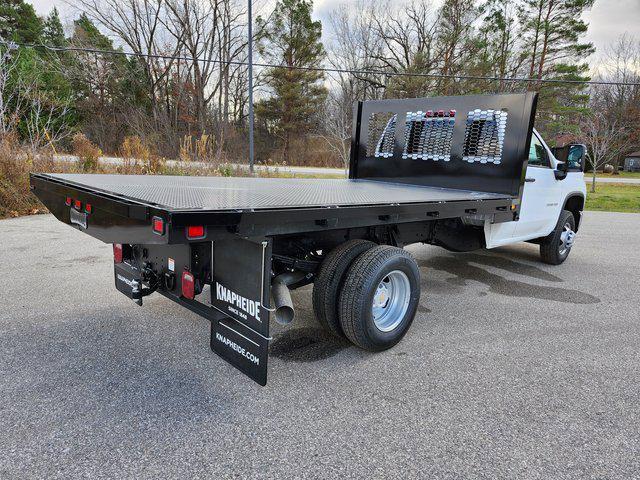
624, 152, 640, 172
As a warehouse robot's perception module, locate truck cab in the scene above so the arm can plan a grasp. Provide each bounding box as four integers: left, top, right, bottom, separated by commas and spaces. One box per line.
374, 111, 587, 265
485, 128, 587, 263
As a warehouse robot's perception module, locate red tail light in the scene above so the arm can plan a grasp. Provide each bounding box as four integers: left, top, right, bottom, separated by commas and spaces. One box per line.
186, 225, 205, 239
182, 270, 195, 299
65, 196, 72, 206
85, 203, 92, 213
74, 199, 82, 210
152, 217, 164, 235
113, 244, 123, 264
449, 109, 456, 116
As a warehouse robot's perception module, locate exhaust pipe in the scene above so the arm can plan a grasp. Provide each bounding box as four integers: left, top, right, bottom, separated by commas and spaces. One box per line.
271, 272, 306, 325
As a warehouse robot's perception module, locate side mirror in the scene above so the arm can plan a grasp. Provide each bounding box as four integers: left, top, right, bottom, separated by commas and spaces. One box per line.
567, 144, 587, 172
551, 144, 586, 172
567, 144, 586, 172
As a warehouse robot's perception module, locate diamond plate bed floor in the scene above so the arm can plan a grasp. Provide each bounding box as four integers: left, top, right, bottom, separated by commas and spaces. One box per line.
40, 174, 510, 212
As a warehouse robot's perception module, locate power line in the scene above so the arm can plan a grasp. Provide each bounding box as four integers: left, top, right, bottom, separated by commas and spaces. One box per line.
3, 40, 640, 87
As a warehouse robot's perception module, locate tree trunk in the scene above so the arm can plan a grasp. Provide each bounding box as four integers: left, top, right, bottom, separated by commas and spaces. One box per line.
537, 0, 555, 84
528, 1, 544, 80
283, 131, 290, 164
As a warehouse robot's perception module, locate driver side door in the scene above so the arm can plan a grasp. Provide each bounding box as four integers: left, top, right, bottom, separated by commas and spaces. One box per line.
515, 134, 563, 239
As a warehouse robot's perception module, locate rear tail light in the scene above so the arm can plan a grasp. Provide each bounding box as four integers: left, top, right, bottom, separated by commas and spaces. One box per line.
74, 199, 82, 210
182, 270, 195, 299
85, 203, 92, 213
65, 196, 72, 206
152, 217, 165, 235
113, 244, 123, 264
186, 225, 205, 239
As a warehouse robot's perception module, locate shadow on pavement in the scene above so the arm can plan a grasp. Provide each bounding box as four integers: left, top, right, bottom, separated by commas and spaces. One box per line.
420, 253, 600, 304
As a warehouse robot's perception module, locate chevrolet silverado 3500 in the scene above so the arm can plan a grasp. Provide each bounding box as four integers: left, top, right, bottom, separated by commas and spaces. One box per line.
31, 93, 587, 385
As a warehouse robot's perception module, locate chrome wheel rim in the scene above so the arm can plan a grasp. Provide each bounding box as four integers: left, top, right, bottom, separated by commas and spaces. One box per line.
559, 222, 576, 256
372, 270, 411, 332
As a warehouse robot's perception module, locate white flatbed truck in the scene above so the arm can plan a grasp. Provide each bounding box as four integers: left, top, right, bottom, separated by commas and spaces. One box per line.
31, 93, 587, 385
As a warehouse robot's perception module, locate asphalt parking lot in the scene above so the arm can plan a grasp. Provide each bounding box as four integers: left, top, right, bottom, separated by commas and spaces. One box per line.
1, 211, 639, 479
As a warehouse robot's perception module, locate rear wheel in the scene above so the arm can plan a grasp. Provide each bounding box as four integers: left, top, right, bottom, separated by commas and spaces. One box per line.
338, 246, 420, 351
540, 210, 576, 265
312, 239, 376, 337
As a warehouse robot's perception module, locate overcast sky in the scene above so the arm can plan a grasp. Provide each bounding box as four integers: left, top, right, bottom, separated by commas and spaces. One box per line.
31, 0, 640, 65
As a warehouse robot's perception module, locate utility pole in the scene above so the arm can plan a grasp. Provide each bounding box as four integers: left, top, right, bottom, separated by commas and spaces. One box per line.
248, 0, 255, 173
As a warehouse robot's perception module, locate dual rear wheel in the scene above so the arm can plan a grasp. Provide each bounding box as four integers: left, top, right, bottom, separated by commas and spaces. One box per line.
312, 240, 421, 351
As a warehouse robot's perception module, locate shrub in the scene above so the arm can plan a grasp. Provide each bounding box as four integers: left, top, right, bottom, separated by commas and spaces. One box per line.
120, 135, 164, 174
0, 134, 78, 218
72, 133, 102, 172
179, 134, 216, 163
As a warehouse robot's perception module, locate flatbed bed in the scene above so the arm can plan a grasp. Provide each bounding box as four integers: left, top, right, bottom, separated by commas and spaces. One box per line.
36, 174, 510, 210
30, 93, 541, 386
30, 172, 518, 244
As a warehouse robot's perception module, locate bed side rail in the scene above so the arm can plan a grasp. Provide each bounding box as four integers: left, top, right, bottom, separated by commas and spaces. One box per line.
349, 92, 538, 198
30, 173, 167, 245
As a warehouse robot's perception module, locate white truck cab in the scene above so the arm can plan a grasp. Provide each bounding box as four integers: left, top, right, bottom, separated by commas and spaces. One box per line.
486, 128, 587, 264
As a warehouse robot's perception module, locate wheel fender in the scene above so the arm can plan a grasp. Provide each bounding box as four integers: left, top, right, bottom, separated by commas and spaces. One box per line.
563, 193, 585, 232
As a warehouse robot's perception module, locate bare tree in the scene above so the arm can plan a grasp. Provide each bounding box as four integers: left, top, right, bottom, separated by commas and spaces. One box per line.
581, 110, 629, 193
369, 0, 441, 96
591, 34, 640, 157
324, 0, 387, 162
69, 0, 183, 124
23, 89, 73, 152
317, 89, 352, 171
0, 45, 23, 136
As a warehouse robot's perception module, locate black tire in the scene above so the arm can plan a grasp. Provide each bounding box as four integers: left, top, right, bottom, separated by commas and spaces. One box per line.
540, 210, 576, 265
338, 246, 420, 351
312, 239, 376, 337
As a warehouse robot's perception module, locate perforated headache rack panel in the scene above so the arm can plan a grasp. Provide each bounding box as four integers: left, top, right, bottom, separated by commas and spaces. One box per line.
350, 93, 538, 198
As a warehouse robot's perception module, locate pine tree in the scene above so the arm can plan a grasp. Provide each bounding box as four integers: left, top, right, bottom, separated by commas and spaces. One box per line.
476, 0, 522, 92
0, 0, 43, 43
256, 0, 326, 164
42, 7, 66, 47
518, 0, 595, 137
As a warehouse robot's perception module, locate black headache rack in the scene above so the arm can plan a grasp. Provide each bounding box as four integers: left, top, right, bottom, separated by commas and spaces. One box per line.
30, 92, 538, 386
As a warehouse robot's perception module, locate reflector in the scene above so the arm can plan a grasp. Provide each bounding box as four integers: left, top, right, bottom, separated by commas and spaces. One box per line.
186, 225, 205, 239
113, 244, 123, 264
152, 216, 164, 235
182, 270, 195, 299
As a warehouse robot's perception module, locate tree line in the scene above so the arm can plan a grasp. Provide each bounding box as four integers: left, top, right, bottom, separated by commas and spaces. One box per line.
0, 0, 638, 170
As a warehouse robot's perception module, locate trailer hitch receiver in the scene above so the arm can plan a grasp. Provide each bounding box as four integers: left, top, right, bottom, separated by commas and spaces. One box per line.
114, 262, 158, 305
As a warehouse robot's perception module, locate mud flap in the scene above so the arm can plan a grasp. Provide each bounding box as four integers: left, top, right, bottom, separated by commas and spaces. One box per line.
210, 317, 269, 386
114, 262, 143, 301
210, 238, 272, 386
